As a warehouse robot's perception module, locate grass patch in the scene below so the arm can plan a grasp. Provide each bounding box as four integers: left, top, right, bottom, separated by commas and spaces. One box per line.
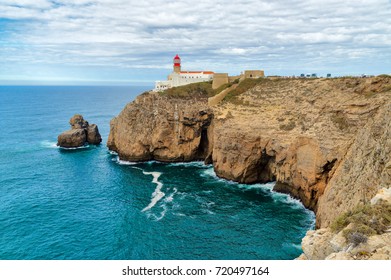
223, 78, 266, 103
279, 120, 296, 131
331, 202, 391, 235
331, 112, 349, 130
158, 81, 217, 99
158, 81, 244, 100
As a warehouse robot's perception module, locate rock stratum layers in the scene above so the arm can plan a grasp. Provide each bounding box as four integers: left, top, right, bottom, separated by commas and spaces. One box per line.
108, 77, 391, 259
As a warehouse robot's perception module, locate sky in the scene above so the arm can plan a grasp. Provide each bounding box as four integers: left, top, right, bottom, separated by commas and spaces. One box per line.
0, 0, 390, 85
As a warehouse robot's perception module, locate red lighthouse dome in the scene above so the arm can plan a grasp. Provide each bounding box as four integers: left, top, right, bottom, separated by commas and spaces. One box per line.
173, 54, 181, 73
173, 54, 181, 66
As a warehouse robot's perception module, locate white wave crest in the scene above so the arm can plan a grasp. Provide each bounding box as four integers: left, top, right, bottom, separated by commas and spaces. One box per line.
141, 171, 165, 212
108, 150, 118, 156
59, 144, 90, 150
114, 156, 137, 165
164, 187, 177, 203
166, 161, 209, 168
145, 205, 167, 221
40, 140, 58, 149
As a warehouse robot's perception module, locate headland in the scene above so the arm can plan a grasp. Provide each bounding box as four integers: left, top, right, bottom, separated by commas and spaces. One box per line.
108, 73, 391, 259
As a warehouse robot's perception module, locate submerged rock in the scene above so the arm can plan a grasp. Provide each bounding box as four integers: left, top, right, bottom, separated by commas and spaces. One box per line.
57, 114, 101, 148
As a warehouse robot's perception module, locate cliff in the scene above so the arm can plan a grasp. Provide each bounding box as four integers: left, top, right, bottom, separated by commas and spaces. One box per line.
107, 76, 391, 259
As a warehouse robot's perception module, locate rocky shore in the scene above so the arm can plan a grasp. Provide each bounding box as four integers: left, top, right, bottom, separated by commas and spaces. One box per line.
107, 76, 391, 259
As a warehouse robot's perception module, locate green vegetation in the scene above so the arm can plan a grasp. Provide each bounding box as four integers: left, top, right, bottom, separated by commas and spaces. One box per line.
158, 81, 216, 98
331, 112, 349, 131
157, 81, 242, 99
331, 202, 391, 245
224, 78, 266, 103
279, 120, 296, 131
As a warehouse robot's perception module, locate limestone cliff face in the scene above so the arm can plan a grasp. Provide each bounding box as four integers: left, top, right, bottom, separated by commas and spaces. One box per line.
108, 77, 391, 230
209, 77, 390, 220
107, 93, 213, 162
317, 103, 391, 227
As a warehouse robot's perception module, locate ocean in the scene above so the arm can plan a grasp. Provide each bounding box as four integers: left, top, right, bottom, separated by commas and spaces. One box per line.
0, 86, 314, 260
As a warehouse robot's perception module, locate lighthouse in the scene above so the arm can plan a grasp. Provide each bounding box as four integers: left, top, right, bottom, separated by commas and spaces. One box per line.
173, 54, 181, 73
154, 55, 214, 91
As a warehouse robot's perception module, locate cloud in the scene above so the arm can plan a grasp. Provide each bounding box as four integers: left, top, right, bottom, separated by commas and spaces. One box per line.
0, 0, 391, 83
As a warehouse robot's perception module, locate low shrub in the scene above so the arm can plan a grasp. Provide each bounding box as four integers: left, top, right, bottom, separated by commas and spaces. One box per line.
346, 231, 368, 247
331, 202, 391, 237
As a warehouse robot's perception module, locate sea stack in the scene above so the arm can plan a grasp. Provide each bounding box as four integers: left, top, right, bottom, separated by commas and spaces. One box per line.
57, 114, 102, 148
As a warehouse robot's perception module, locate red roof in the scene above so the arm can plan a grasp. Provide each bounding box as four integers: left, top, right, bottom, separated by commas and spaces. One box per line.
174, 54, 180, 60
180, 71, 214, 74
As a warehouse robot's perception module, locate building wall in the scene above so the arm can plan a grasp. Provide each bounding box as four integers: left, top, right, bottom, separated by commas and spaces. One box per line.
154, 80, 171, 91
244, 70, 265, 79
171, 72, 213, 87
155, 72, 213, 91
212, 73, 229, 89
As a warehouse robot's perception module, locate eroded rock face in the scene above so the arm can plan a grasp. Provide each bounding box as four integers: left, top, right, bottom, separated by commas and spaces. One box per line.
87, 124, 102, 145
107, 93, 213, 162
299, 226, 391, 260
57, 128, 87, 148
107, 77, 391, 227
57, 114, 102, 148
70, 114, 89, 129
317, 103, 391, 227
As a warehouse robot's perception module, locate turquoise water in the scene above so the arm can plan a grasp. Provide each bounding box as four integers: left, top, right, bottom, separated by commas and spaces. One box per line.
0, 86, 314, 260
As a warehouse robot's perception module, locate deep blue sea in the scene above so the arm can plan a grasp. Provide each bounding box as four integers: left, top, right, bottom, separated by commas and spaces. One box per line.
0, 86, 314, 260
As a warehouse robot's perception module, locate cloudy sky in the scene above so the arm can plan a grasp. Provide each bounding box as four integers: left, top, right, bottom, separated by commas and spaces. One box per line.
0, 0, 390, 85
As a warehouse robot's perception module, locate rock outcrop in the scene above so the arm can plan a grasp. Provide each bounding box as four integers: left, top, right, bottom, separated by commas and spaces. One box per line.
299, 196, 391, 260
58, 114, 102, 148
107, 76, 391, 259
108, 93, 213, 162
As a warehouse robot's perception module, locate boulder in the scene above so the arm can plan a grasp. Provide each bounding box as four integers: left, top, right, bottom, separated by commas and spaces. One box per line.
70, 114, 89, 129
57, 114, 102, 148
57, 129, 86, 148
87, 124, 102, 145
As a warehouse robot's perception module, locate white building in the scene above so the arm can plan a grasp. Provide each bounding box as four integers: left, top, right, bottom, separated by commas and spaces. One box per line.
154, 54, 214, 91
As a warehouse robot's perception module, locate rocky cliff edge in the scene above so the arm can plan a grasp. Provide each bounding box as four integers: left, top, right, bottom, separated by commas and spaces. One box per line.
107, 77, 391, 259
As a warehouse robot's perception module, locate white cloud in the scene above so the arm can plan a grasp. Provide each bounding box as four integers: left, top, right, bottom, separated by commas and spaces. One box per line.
0, 0, 391, 82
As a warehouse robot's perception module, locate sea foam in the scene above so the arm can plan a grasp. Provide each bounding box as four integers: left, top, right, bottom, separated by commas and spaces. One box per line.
141, 171, 165, 212
59, 145, 90, 150
166, 161, 209, 168
40, 140, 58, 149
114, 156, 137, 165
201, 166, 310, 213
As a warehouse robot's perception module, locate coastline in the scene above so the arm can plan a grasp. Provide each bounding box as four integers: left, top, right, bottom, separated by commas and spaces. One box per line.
107, 76, 391, 259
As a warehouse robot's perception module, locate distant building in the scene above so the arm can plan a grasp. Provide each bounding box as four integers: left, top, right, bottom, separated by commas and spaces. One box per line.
154, 55, 265, 91
327, 73, 331, 78
154, 55, 214, 91
244, 70, 264, 79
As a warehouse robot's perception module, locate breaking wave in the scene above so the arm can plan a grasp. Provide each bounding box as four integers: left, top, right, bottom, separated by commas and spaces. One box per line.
201, 165, 311, 213
113, 156, 137, 165
141, 171, 165, 212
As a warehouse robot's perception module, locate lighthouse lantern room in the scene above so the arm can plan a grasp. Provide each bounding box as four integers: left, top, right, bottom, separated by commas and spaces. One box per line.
173, 54, 181, 73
